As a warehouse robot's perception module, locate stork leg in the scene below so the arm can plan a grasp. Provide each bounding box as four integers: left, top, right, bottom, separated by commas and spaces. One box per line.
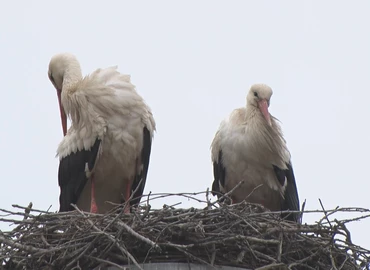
90, 175, 99, 213
123, 183, 131, 214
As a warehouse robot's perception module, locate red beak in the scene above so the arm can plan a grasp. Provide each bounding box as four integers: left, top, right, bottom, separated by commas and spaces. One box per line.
57, 90, 67, 136
258, 99, 271, 126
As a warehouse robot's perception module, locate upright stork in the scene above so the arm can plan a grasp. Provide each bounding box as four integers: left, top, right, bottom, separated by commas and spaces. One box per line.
48, 53, 156, 214
211, 84, 300, 222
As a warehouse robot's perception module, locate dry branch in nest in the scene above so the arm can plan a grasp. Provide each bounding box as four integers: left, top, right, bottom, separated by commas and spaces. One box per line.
0, 191, 370, 270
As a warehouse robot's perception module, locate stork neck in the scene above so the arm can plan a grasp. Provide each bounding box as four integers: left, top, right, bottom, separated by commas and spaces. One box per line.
60, 62, 83, 120
245, 107, 289, 167
62, 64, 83, 91
245, 103, 259, 121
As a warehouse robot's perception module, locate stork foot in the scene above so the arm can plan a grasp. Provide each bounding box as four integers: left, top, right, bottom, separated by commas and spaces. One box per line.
123, 182, 131, 214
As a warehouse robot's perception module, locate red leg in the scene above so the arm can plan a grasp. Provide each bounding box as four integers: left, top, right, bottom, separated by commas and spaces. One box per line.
90, 175, 99, 213
123, 183, 131, 214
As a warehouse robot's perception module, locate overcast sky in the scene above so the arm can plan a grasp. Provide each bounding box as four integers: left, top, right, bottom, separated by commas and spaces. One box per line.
1, 1, 369, 249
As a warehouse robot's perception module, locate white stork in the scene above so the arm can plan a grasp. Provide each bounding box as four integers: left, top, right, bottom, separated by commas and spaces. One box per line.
211, 84, 300, 222
48, 53, 156, 214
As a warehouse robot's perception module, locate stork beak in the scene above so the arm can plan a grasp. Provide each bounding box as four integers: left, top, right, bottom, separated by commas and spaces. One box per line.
57, 90, 67, 136
258, 99, 271, 126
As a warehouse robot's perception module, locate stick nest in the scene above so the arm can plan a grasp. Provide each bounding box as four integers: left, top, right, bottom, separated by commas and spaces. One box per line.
1, 192, 370, 270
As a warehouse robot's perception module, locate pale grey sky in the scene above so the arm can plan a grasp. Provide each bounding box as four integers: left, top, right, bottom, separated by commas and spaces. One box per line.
1, 1, 369, 249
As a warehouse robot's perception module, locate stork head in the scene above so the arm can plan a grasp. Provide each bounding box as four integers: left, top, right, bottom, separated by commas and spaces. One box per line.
48, 53, 81, 136
247, 84, 273, 126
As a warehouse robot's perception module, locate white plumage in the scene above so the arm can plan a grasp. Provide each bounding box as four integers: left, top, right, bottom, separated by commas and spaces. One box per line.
48, 53, 155, 214
211, 84, 300, 222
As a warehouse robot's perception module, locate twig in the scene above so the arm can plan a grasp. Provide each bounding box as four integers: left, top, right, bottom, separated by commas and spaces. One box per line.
72, 205, 144, 270
0, 193, 369, 270
116, 220, 160, 250
209, 180, 249, 207
319, 198, 333, 229
255, 263, 286, 270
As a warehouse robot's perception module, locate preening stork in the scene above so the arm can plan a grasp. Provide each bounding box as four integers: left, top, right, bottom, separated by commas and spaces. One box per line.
48, 53, 156, 214
211, 84, 300, 222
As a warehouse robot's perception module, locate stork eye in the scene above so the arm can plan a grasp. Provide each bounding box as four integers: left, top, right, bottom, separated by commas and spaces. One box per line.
253, 91, 258, 97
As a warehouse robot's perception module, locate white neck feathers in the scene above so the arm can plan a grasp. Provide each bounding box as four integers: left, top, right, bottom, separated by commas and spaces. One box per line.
246, 108, 290, 168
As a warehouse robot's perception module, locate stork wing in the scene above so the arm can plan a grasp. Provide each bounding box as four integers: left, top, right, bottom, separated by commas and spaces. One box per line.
273, 163, 300, 223
211, 150, 226, 200
58, 138, 102, 212
130, 127, 152, 208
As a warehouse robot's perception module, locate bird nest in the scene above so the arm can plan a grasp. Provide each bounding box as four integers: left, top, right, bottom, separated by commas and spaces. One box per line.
1, 192, 370, 270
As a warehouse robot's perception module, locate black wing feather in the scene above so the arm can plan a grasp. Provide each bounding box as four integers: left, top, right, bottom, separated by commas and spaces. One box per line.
130, 127, 152, 207
211, 150, 226, 200
58, 139, 101, 212
273, 163, 300, 223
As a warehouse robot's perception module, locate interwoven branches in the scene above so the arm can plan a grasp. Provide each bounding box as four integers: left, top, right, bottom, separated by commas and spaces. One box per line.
0, 192, 369, 270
